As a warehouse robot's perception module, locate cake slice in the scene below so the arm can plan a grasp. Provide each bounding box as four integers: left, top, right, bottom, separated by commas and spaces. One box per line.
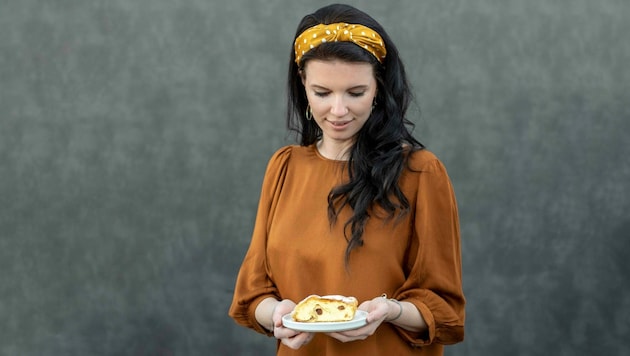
291, 295, 358, 322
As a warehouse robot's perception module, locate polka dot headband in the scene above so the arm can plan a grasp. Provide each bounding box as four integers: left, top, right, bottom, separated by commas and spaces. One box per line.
294, 22, 387, 64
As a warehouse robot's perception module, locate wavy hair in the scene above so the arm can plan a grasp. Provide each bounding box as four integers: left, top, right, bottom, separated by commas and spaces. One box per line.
286, 4, 424, 265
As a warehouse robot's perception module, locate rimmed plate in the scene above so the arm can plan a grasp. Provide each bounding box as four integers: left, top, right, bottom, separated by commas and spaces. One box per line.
281, 310, 368, 332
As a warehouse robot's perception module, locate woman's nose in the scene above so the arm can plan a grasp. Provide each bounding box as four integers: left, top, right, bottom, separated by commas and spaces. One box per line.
330, 97, 349, 116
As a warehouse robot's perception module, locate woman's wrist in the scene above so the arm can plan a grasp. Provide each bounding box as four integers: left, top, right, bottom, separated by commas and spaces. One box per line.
387, 298, 403, 322
381, 294, 403, 322
255, 297, 280, 332
270, 301, 279, 332
380, 294, 427, 332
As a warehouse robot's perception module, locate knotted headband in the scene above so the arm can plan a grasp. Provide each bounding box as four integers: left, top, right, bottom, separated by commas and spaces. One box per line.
294, 23, 387, 64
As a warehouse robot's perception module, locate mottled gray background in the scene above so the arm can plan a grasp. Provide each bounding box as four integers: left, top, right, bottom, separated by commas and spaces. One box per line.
1, 0, 628, 355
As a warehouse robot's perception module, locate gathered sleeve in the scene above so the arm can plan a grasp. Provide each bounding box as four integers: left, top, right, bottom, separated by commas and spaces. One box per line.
394, 155, 465, 347
228, 146, 293, 335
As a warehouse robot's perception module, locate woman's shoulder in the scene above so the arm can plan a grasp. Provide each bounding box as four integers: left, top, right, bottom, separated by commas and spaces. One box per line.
400, 148, 454, 190
268, 144, 317, 162
269, 145, 294, 160
265, 144, 312, 170
266, 145, 294, 168
405, 147, 443, 171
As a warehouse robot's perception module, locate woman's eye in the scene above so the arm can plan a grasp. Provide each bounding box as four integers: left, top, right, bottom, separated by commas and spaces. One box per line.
314, 91, 329, 97
349, 92, 365, 97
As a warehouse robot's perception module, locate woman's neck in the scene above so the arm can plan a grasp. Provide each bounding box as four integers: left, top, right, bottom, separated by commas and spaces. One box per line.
316, 139, 353, 161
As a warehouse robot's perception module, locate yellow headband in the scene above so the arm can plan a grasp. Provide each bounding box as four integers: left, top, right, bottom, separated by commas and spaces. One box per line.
294, 23, 387, 64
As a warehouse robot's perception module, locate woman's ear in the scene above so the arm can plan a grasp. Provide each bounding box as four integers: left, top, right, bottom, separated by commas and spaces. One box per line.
299, 68, 306, 85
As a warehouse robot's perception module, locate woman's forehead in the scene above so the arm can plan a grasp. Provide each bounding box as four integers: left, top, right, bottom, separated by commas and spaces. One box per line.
302, 59, 375, 81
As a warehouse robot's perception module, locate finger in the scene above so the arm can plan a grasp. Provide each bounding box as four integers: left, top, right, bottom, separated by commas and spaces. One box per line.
298, 332, 314, 345
276, 326, 301, 339
326, 332, 353, 343
281, 338, 302, 350
303, 333, 315, 345
281, 332, 311, 349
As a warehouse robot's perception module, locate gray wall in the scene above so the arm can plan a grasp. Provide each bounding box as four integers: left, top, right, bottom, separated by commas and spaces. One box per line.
1, 0, 628, 355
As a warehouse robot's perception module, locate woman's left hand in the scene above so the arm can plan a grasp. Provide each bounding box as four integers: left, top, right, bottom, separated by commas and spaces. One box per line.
325, 295, 390, 343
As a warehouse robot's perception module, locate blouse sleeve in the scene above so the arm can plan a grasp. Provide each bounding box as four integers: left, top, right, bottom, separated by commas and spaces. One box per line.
394, 155, 465, 347
228, 146, 293, 335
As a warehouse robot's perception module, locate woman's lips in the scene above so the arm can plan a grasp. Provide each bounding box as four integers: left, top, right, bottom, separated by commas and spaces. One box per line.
327, 120, 352, 129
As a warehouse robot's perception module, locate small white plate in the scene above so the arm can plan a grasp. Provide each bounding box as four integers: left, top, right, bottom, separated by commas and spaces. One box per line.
281, 310, 368, 332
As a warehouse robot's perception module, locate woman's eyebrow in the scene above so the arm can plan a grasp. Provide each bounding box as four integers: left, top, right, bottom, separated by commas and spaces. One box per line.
310, 84, 370, 90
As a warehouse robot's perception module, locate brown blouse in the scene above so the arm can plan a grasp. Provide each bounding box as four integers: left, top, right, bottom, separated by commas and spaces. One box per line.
229, 144, 465, 355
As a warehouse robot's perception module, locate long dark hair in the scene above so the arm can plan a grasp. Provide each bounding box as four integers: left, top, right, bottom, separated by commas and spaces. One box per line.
287, 4, 424, 264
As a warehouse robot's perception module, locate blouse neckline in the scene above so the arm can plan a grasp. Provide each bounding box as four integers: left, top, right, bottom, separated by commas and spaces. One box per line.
311, 143, 349, 163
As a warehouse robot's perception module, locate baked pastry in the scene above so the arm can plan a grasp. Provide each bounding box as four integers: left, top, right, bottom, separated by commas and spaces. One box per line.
291, 295, 358, 322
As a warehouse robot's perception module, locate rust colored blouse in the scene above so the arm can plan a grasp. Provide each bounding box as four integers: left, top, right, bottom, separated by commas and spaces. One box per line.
229, 144, 465, 355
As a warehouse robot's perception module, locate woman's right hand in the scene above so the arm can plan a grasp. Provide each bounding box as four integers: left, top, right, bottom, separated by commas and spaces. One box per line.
272, 299, 315, 349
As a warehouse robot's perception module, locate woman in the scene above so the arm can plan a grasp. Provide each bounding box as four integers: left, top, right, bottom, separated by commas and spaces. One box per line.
229, 4, 465, 355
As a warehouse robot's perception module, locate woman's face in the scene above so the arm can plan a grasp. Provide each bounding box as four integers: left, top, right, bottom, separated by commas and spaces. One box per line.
302, 59, 377, 147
